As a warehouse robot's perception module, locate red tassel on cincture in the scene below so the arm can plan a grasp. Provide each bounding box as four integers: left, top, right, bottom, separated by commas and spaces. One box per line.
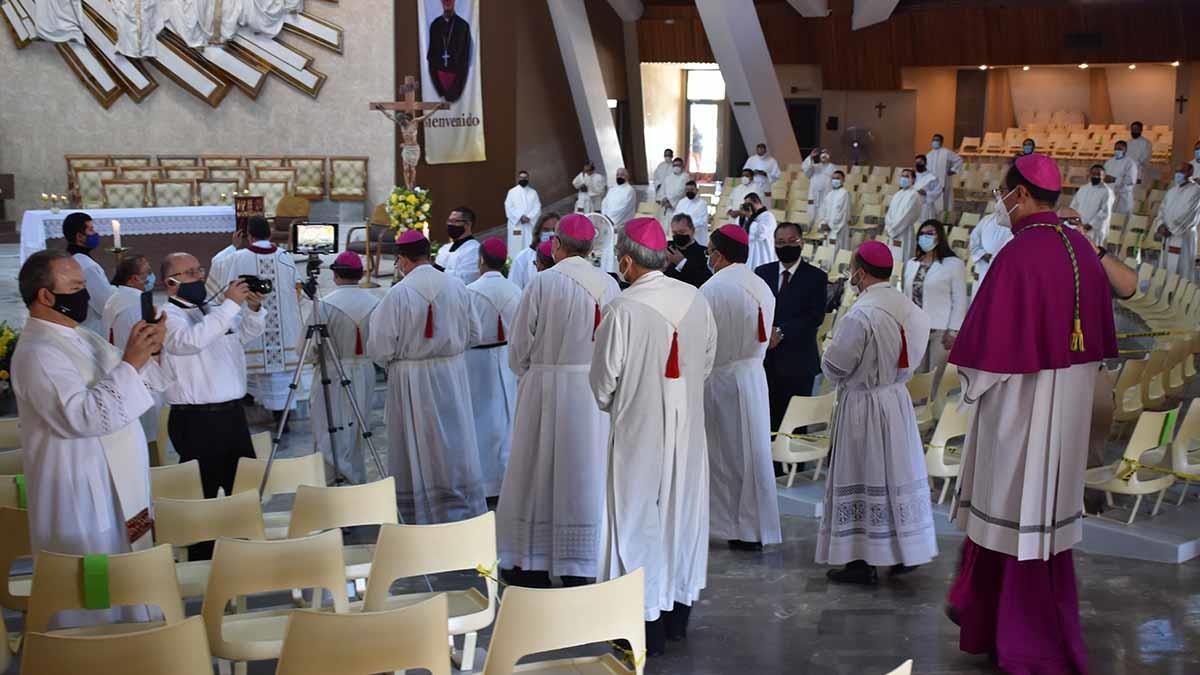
424, 303, 434, 339
665, 331, 681, 379
497, 314, 506, 342
593, 302, 601, 341
898, 327, 909, 369
354, 326, 363, 356
757, 307, 767, 343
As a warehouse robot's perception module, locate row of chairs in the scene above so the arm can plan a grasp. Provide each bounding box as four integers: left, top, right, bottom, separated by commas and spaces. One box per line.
962, 124, 1173, 162
63, 154, 369, 208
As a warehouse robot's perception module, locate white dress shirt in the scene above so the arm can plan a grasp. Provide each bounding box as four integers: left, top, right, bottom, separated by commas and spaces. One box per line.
902, 257, 967, 332
775, 258, 802, 293
160, 297, 266, 405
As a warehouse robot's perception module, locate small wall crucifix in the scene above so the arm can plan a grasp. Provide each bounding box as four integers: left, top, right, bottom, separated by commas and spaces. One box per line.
1177, 95, 1189, 115
875, 101, 887, 119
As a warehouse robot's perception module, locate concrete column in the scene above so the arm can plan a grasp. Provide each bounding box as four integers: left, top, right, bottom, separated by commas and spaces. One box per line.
695, 0, 802, 168
546, 0, 625, 182
622, 20, 649, 183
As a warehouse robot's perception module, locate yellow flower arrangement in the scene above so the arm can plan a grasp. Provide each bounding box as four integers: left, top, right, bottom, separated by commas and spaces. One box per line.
385, 185, 432, 232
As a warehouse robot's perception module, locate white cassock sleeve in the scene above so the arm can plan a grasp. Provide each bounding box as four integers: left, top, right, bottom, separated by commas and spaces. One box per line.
504, 190, 522, 224
111, 304, 141, 351
13, 343, 154, 439
801, 156, 817, 178
507, 281, 540, 377
82, 263, 114, 328
365, 294, 400, 365
820, 311, 867, 385
526, 190, 542, 221
948, 151, 964, 175
969, 223, 987, 266
588, 305, 627, 413
572, 173, 586, 191
921, 176, 943, 206
826, 193, 850, 234
163, 299, 241, 355
948, 260, 968, 331
239, 305, 267, 343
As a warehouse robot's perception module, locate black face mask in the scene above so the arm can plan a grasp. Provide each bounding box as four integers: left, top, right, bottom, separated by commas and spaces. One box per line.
50, 288, 90, 323
915, 163, 927, 172
175, 280, 208, 306
685, 191, 696, 200
518, 179, 529, 187
775, 245, 802, 264
1091, 176, 1102, 186
672, 234, 691, 248
742, 203, 753, 213
447, 224, 466, 240
1131, 131, 1141, 139
616, 177, 626, 185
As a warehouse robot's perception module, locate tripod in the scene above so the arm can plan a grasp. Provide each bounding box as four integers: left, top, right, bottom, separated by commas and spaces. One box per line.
258, 254, 392, 513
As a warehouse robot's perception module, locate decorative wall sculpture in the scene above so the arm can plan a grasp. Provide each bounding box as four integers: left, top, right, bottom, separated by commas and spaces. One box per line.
1, 0, 344, 107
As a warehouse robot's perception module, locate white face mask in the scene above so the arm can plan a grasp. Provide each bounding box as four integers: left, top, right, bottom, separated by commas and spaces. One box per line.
849, 269, 863, 294
1176, 172, 1188, 186
931, 140, 942, 149
995, 188, 1018, 229
918, 234, 937, 252
617, 258, 631, 284
673, 167, 683, 175
899, 176, 911, 189
1114, 149, 1125, 160
831, 178, 843, 189
740, 176, 750, 185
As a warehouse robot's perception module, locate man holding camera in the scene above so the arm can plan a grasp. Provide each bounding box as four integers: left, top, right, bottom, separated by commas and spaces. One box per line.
160, 253, 265, 553
213, 217, 302, 425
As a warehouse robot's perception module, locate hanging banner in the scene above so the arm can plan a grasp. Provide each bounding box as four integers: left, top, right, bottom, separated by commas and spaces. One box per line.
418, 0, 486, 164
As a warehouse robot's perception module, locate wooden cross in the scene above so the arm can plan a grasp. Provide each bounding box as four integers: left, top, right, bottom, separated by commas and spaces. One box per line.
1177, 95, 1189, 115
369, 75, 448, 119
874, 101, 887, 119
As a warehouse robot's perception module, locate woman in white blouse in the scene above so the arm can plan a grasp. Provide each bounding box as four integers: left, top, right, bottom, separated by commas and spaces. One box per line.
903, 219, 967, 396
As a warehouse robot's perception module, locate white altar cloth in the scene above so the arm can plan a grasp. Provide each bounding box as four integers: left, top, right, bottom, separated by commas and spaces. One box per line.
20, 206, 237, 262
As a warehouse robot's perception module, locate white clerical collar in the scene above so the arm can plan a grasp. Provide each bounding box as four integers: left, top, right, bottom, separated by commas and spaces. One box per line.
252, 240, 272, 247
481, 270, 503, 279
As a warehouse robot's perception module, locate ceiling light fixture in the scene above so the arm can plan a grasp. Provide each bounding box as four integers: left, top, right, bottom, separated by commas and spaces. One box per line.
978, 65, 988, 71
1022, 66, 1030, 71
1171, 61, 1181, 67
1078, 63, 1089, 69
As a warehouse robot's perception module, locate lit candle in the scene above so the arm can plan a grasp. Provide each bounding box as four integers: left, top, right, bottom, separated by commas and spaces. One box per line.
112, 219, 122, 249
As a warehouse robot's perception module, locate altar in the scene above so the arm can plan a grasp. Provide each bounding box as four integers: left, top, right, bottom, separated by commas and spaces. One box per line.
20, 205, 237, 281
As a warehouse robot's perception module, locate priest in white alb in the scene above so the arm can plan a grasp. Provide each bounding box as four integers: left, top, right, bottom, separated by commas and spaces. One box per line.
1154, 162, 1200, 282
367, 230, 486, 523
816, 241, 936, 585
13, 250, 166, 571
912, 154, 944, 222
652, 149, 675, 204
102, 254, 162, 442
816, 170, 851, 252
658, 157, 690, 225
967, 211, 1012, 290
1068, 164, 1115, 247
701, 225, 781, 551
947, 155, 1116, 673
218, 217, 301, 421
434, 206, 482, 285
497, 214, 620, 588
590, 218, 717, 656
510, 213, 558, 291
885, 169, 924, 262
1103, 140, 1139, 215
725, 169, 757, 219
743, 143, 781, 199
61, 213, 113, 337
466, 239, 522, 499
505, 170, 542, 256
926, 134, 964, 215
303, 252, 380, 484
802, 149, 837, 215
572, 161, 606, 213
672, 179, 711, 245
601, 168, 638, 231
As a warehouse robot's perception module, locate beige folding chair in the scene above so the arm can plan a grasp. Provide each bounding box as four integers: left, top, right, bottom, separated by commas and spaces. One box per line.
149, 460, 204, 500
926, 399, 970, 504
0, 506, 31, 613
363, 513, 498, 672
21, 615, 213, 675
0, 448, 22, 474
0, 418, 18, 449
275, 596, 451, 675
907, 371, 936, 434
26, 544, 185, 635
1085, 407, 1180, 524
481, 569, 646, 675
231, 452, 326, 539
1142, 400, 1200, 505
251, 430, 271, 459
154, 491, 267, 597
771, 392, 835, 487
201, 530, 349, 674
287, 478, 398, 591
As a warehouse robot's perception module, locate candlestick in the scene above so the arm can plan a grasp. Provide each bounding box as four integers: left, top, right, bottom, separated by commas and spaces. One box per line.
112, 219, 122, 249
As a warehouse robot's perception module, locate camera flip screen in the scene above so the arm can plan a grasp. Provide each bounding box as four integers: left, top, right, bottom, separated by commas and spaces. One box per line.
292, 222, 339, 254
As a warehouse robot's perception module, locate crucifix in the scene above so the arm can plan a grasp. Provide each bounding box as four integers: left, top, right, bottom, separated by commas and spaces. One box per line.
1176, 95, 1189, 115
874, 101, 887, 119
370, 75, 449, 190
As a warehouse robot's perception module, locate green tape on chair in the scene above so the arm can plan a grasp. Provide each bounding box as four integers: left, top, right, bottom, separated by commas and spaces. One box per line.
13, 475, 25, 510
82, 554, 111, 610
1160, 408, 1179, 447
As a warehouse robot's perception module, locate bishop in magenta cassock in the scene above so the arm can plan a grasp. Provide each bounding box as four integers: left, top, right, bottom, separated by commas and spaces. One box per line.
366, 230, 486, 523
497, 215, 620, 588
947, 154, 1117, 674
590, 218, 717, 656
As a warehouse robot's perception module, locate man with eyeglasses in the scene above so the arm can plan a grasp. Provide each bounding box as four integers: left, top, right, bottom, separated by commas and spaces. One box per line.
159, 253, 265, 558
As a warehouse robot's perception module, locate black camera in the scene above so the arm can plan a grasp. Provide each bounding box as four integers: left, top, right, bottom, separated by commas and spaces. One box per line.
239, 274, 274, 295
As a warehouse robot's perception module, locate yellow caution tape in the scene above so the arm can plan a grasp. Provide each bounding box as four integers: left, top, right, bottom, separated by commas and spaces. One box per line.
1115, 458, 1200, 483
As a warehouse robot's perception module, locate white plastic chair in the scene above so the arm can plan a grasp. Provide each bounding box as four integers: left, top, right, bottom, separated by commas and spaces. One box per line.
1085, 407, 1179, 524
149, 460, 204, 500
481, 569, 646, 675
771, 392, 835, 487
153, 491, 267, 598
286, 477, 398, 592
231, 452, 326, 539
1143, 401, 1200, 505
0, 448, 22, 474
925, 398, 970, 504
21, 615, 213, 675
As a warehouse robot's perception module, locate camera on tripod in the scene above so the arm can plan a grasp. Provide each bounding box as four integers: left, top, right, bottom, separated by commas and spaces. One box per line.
291, 222, 340, 256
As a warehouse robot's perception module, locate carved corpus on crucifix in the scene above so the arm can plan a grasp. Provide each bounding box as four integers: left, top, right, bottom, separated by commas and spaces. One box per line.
370, 75, 449, 189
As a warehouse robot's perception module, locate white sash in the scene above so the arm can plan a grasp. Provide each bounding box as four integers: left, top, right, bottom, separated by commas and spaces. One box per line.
402, 264, 447, 304
550, 256, 611, 304
622, 272, 694, 331
320, 287, 378, 328
38, 324, 152, 550
469, 275, 519, 317
722, 264, 770, 309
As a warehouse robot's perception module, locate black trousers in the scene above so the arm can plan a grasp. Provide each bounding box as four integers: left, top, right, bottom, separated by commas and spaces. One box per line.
766, 369, 815, 431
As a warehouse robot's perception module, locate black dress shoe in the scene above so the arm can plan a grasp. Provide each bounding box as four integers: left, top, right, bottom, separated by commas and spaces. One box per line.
890, 563, 919, 576
944, 603, 961, 626
826, 561, 878, 585
727, 540, 764, 551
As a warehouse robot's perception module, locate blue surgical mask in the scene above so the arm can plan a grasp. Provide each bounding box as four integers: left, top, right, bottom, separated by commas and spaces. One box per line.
1114, 149, 1125, 159
144, 273, 157, 289
918, 234, 937, 252
540, 232, 554, 243
1194, 148, 1200, 161
931, 140, 942, 149
1022, 145, 1034, 155
84, 233, 101, 249
831, 178, 843, 189
899, 177, 911, 189
1176, 172, 1187, 186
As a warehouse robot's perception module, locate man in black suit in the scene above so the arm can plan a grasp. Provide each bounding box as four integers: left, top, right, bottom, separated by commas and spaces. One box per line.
664, 213, 712, 288
755, 221, 828, 431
